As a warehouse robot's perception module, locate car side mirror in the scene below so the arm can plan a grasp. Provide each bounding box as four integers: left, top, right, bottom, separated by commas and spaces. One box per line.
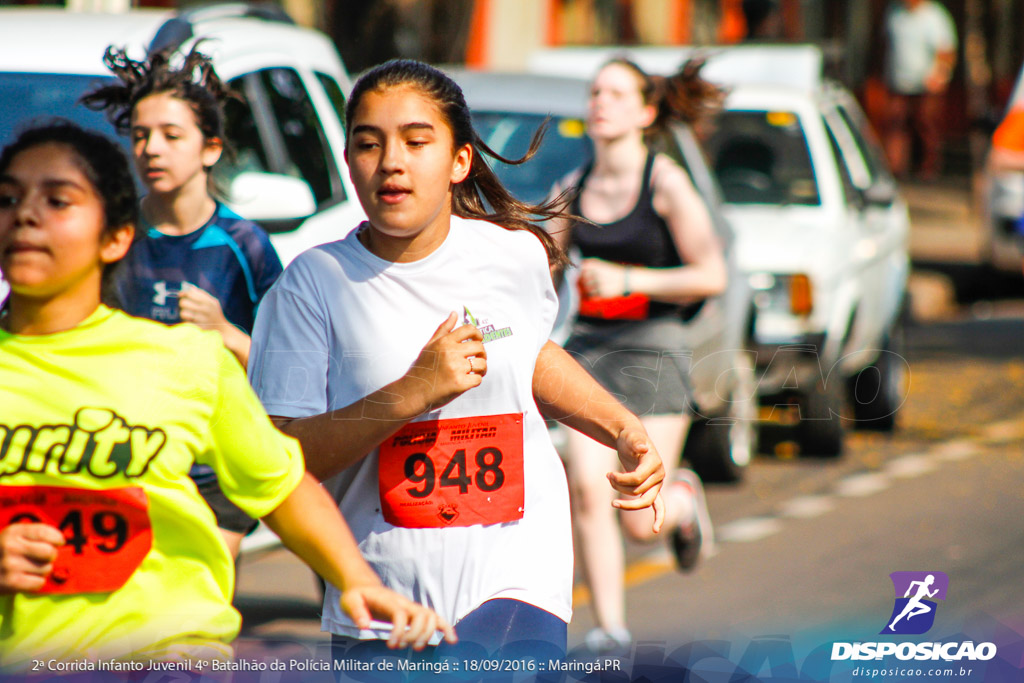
225, 171, 317, 221
862, 178, 897, 207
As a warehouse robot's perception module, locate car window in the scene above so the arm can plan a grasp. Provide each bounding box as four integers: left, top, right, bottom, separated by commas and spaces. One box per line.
222, 77, 272, 176
0, 73, 121, 150
704, 110, 820, 206
824, 109, 871, 190
315, 72, 347, 128
835, 103, 892, 186
823, 117, 859, 205
471, 112, 590, 204
224, 68, 339, 205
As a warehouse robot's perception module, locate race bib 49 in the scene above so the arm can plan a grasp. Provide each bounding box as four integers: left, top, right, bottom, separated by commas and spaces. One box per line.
378, 414, 525, 529
0, 485, 152, 594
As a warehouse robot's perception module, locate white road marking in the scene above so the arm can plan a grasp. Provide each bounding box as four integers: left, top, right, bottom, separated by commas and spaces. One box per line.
835, 472, 892, 497
717, 517, 784, 543
777, 495, 836, 519
885, 454, 938, 478
932, 439, 981, 461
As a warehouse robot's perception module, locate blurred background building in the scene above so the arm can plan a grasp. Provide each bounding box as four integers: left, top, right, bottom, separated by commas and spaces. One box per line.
5, 0, 1023, 177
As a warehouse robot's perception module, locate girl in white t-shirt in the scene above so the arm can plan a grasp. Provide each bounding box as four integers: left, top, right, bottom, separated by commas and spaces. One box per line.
248, 59, 668, 667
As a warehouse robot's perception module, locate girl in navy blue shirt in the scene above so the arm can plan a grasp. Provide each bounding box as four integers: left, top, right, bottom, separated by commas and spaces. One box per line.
83, 45, 282, 557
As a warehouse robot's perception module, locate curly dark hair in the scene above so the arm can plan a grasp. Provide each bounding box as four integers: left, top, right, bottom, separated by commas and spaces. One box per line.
345, 59, 570, 268
0, 121, 138, 307
81, 44, 231, 146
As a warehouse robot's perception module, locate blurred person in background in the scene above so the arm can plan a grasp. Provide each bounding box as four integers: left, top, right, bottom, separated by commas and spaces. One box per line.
881, 0, 957, 180
547, 57, 727, 654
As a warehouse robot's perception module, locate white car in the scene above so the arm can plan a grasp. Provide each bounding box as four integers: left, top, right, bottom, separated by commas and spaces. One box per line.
530, 45, 911, 456
983, 62, 1024, 275
0, 5, 365, 266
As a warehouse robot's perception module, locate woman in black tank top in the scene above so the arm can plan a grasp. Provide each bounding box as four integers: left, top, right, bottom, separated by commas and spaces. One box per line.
552, 57, 728, 654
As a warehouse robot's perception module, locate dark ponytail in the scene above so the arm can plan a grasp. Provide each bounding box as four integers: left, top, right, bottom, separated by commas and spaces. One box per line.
346, 59, 570, 269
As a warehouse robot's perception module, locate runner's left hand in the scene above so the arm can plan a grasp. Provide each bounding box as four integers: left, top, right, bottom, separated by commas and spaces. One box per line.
608, 427, 666, 533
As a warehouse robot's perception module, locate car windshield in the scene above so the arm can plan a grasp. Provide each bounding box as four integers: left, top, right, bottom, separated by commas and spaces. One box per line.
471, 111, 590, 204
0, 73, 121, 150
703, 110, 820, 206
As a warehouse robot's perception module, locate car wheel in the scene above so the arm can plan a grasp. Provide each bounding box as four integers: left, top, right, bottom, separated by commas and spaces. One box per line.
797, 379, 844, 457
683, 351, 758, 483
849, 323, 908, 432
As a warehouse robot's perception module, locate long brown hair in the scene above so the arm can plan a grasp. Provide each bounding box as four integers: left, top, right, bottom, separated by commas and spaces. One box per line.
345, 59, 570, 268
603, 55, 726, 132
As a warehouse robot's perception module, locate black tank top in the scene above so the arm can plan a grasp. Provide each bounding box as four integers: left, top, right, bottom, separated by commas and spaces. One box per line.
570, 152, 687, 320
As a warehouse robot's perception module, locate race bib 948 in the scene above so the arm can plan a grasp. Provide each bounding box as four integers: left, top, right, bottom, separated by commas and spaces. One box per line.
0, 485, 152, 594
378, 414, 525, 529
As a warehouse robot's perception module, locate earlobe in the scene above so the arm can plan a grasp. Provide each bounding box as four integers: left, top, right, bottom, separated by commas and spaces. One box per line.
641, 104, 657, 129
202, 138, 224, 168
100, 225, 135, 264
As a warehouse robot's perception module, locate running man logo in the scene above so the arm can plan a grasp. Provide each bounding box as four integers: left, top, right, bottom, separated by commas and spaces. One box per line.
462, 306, 513, 344
881, 571, 949, 635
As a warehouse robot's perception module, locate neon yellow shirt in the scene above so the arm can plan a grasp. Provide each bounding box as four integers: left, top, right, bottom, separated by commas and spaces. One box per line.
0, 306, 305, 667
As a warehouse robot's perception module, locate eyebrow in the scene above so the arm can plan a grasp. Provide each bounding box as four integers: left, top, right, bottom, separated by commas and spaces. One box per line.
351, 122, 436, 136
0, 175, 87, 191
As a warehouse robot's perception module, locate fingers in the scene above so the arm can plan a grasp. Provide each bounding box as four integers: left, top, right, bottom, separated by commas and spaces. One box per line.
344, 595, 373, 631
0, 524, 63, 594
19, 523, 65, 548
426, 312, 459, 344
651, 493, 666, 533
386, 609, 409, 649
438, 617, 458, 645
608, 463, 662, 497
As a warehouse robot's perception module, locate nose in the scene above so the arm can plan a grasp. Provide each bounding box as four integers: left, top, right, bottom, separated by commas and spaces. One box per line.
139, 132, 163, 157
12, 194, 39, 227
379, 139, 404, 174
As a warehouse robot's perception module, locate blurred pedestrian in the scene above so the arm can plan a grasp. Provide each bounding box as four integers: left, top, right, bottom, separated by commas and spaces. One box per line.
881, 0, 957, 180
547, 57, 727, 654
247, 59, 666, 671
82, 45, 284, 558
0, 122, 453, 668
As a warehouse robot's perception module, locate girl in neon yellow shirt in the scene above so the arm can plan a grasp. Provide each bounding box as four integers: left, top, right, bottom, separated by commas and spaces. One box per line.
0, 122, 455, 668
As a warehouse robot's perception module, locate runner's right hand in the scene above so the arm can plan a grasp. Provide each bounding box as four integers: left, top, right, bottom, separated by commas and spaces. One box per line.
341, 584, 458, 650
401, 312, 487, 411
0, 523, 64, 593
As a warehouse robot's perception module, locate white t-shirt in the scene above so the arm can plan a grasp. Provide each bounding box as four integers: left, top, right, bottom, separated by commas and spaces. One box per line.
248, 216, 572, 642
885, 1, 957, 94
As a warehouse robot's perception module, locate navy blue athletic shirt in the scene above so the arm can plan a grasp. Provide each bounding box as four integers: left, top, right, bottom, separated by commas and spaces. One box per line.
113, 202, 282, 335
112, 202, 283, 484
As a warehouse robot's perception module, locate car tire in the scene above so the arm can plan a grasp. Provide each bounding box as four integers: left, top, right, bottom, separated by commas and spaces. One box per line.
849, 322, 908, 432
797, 379, 844, 457
683, 351, 758, 483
